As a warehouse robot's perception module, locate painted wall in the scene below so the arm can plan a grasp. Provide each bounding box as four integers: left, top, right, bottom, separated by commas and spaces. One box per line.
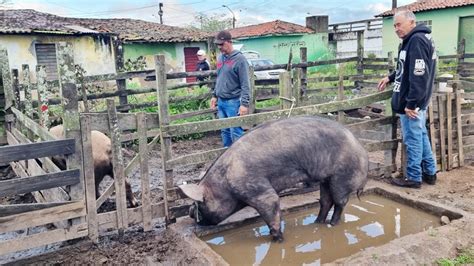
0, 34, 116, 81
382, 6, 474, 56
123, 41, 208, 73
332, 28, 383, 58
234, 33, 331, 64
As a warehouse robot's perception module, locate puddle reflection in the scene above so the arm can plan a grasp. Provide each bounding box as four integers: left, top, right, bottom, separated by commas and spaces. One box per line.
203, 194, 441, 265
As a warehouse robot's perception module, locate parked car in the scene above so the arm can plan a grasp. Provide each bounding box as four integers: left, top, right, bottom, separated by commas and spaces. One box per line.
247, 58, 285, 80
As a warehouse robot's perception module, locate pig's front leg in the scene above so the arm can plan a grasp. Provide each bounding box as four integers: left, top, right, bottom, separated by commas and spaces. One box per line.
245, 189, 283, 242
315, 181, 334, 224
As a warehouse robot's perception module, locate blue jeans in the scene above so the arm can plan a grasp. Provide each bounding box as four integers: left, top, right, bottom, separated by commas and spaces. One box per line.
400, 109, 437, 182
217, 98, 244, 147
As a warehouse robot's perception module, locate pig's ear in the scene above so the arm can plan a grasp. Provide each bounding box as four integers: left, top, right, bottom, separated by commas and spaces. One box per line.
178, 184, 204, 202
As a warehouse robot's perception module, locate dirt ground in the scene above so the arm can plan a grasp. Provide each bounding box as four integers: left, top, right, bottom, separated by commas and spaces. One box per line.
2, 132, 474, 265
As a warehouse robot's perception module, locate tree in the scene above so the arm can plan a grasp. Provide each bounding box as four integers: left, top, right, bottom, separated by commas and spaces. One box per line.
188, 12, 232, 32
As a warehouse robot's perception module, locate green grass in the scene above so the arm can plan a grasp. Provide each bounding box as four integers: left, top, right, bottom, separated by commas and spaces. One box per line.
437, 249, 474, 266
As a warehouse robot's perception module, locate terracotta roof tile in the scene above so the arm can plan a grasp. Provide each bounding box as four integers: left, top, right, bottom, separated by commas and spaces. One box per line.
227, 20, 314, 39
0, 9, 211, 42
377, 0, 474, 17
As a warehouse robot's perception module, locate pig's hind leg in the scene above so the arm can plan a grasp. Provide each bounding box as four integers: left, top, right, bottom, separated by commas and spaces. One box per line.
315, 181, 334, 224
244, 189, 283, 242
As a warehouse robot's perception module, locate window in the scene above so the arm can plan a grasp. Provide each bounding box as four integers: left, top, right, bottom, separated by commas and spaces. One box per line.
35, 44, 58, 81
417, 20, 432, 30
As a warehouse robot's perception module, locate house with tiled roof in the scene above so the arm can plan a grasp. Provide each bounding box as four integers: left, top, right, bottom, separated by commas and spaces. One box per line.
376, 0, 474, 56
226, 16, 331, 64
0, 9, 211, 82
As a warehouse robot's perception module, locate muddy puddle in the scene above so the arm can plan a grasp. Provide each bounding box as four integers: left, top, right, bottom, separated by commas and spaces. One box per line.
202, 194, 442, 265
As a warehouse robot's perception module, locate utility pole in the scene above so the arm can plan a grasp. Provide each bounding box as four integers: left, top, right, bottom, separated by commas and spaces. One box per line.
158, 2, 163, 24
222, 5, 235, 29
392, 0, 397, 9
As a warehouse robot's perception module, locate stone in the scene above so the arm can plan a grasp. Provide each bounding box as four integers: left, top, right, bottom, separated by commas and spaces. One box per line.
440, 216, 450, 225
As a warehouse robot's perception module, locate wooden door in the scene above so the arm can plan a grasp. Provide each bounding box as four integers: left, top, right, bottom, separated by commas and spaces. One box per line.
184, 47, 200, 83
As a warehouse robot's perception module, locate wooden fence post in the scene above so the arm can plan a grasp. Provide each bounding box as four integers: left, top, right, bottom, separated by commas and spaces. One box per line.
428, 99, 438, 169
279, 71, 292, 110
56, 42, 85, 218
248, 66, 256, 114
292, 67, 301, 107
107, 99, 128, 235
155, 54, 170, 223
80, 114, 98, 243
0, 49, 13, 111
454, 83, 464, 167
385, 52, 394, 116
11, 69, 20, 111
21, 64, 33, 120
437, 94, 447, 171
458, 38, 465, 67
446, 92, 453, 170
337, 65, 345, 122
356, 30, 365, 76
113, 38, 128, 111
137, 112, 152, 231
300, 47, 307, 97
36, 65, 50, 128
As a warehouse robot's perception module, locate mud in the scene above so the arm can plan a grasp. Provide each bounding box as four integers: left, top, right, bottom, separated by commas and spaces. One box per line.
2, 133, 474, 265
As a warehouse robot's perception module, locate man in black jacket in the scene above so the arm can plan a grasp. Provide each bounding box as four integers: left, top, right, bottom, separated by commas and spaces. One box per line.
196, 49, 210, 84
378, 10, 437, 188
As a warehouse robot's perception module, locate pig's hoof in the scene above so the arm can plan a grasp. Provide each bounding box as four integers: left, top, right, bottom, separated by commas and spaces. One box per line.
272, 235, 284, 242
329, 220, 340, 226
314, 218, 326, 224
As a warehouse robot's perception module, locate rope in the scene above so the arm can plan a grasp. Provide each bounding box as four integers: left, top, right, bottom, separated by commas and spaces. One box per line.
279, 96, 296, 118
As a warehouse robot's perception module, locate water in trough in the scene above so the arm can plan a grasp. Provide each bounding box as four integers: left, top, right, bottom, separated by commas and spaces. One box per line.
202, 194, 442, 265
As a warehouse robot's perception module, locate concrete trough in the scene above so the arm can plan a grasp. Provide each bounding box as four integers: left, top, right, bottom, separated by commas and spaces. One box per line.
169, 182, 473, 265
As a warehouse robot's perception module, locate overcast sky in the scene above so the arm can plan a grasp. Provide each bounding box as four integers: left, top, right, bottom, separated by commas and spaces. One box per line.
4, 0, 415, 27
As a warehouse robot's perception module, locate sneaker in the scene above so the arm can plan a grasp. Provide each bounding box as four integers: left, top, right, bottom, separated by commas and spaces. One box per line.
391, 177, 421, 189
422, 173, 437, 185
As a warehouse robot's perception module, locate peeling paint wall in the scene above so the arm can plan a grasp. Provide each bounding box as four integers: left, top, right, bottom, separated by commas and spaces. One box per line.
382, 6, 474, 56
0, 34, 116, 81
234, 33, 331, 64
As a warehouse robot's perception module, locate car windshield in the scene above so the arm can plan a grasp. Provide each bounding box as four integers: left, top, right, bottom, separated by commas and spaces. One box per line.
250, 59, 274, 68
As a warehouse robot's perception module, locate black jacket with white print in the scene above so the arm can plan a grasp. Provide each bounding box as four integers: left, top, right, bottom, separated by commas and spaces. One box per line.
388, 24, 436, 114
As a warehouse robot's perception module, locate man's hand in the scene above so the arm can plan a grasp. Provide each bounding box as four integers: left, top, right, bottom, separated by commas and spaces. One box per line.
239, 106, 249, 116
404, 107, 419, 119
377, 77, 390, 92
210, 97, 217, 110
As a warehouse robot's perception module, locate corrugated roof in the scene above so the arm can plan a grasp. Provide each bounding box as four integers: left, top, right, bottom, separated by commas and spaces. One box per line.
377, 0, 474, 17
227, 20, 314, 39
0, 9, 211, 42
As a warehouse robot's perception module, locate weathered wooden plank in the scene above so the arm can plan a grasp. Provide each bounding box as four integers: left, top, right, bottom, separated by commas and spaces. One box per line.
0, 169, 79, 197
279, 71, 292, 110
83, 112, 159, 132
428, 100, 438, 168
249, 66, 256, 114
0, 138, 75, 164
107, 99, 128, 233
137, 112, 152, 231
456, 91, 465, 167
300, 47, 308, 96
0, 49, 13, 109
57, 42, 85, 209
364, 139, 400, 152
446, 93, 453, 170
162, 90, 393, 137
0, 223, 88, 256
11, 107, 56, 141
9, 127, 61, 173
36, 65, 51, 127
124, 133, 160, 177
166, 147, 226, 170
80, 114, 98, 243
362, 64, 391, 70
346, 116, 396, 133
438, 95, 447, 171
0, 201, 85, 234
156, 54, 171, 222
0, 201, 77, 217
21, 64, 34, 119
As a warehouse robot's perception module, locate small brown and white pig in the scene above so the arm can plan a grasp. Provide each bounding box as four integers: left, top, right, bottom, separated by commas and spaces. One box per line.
179, 116, 368, 242
49, 125, 138, 207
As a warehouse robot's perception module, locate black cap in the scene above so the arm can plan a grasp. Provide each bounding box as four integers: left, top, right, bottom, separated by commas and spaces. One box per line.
214, 30, 232, 44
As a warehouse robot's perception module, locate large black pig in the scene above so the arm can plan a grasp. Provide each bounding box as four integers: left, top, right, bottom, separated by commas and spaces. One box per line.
179, 116, 368, 242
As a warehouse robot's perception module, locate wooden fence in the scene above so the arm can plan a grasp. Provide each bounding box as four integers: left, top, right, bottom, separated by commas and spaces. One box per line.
0, 40, 473, 257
